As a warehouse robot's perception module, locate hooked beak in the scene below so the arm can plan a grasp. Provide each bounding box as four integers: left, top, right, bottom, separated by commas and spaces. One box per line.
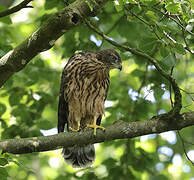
118, 65, 122, 71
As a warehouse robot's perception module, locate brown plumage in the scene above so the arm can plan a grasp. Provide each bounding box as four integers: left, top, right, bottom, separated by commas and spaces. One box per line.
58, 49, 122, 168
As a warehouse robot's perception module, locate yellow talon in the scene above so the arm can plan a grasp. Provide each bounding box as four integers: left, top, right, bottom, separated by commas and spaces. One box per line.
87, 116, 105, 135
87, 124, 105, 135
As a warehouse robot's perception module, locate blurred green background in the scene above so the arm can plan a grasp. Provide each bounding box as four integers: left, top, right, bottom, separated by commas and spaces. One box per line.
0, 0, 194, 179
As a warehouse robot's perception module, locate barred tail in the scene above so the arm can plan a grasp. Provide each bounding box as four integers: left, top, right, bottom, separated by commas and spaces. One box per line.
62, 144, 95, 168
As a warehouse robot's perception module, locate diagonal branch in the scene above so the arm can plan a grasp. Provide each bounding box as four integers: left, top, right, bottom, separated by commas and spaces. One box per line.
0, 111, 193, 154
0, 0, 110, 87
85, 20, 182, 116
0, 0, 33, 18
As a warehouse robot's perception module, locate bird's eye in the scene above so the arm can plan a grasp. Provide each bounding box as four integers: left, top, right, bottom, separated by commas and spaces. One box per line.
109, 55, 117, 62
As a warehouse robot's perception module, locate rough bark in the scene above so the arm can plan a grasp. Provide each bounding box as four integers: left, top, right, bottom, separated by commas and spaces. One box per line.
0, 0, 109, 87
0, 111, 193, 154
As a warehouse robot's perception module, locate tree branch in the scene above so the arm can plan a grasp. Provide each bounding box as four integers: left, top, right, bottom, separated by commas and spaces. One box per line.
0, 0, 33, 18
0, 111, 193, 154
0, 0, 109, 87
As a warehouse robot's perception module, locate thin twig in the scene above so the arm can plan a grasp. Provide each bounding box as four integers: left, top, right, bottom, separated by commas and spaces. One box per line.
128, 9, 151, 27
0, 0, 33, 18
176, 16, 194, 54
184, 140, 194, 146
180, 88, 194, 102
180, 88, 194, 95
177, 131, 194, 166
169, 66, 174, 108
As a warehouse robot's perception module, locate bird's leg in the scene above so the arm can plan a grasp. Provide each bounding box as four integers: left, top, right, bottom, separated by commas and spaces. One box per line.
87, 116, 105, 136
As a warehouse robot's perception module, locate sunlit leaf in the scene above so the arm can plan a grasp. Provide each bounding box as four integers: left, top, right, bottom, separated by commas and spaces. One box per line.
166, 3, 181, 14
146, 10, 158, 21
0, 158, 9, 166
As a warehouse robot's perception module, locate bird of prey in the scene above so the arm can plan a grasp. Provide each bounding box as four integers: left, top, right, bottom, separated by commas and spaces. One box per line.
58, 49, 122, 168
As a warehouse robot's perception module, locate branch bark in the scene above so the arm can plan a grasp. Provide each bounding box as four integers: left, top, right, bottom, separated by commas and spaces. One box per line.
0, 111, 193, 154
0, 0, 109, 87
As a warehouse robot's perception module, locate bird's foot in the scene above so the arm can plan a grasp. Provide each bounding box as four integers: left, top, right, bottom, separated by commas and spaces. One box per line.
87, 124, 105, 136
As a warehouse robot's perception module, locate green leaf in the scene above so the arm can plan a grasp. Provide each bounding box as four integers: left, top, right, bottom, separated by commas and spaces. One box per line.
146, 11, 158, 21
153, 87, 165, 101
45, 0, 58, 10
166, 3, 181, 14
114, 0, 123, 12
0, 103, 6, 116
127, 0, 138, 4
131, 69, 145, 78
162, 54, 177, 67
0, 5, 12, 24
139, 37, 158, 52
0, 158, 8, 166
11, 104, 31, 121
0, 16, 12, 24
151, 175, 169, 180
174, 43, 186, 55
160, 45, 170, 58
0, 4, 6, 11
0, 167, 8, 180
38, 119, 53, 130
9, 94, 22, 106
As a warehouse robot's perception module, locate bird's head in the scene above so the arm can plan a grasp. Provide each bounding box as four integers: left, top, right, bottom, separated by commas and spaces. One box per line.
96, 49, 122, 71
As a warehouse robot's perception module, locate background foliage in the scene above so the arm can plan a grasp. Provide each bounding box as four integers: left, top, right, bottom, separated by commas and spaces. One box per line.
0, 0, 194, 179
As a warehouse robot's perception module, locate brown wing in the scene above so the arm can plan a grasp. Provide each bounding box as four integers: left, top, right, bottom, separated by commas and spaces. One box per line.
58, 53, 80, 133
96, 78, 110, 126
58, 68, 69, 133
58, 52, 89, 133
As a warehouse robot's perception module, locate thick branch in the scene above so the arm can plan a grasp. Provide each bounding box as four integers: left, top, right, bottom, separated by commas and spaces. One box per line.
0, 111, 193, 154
0, 0, 33, 18
0, 0, 109, 87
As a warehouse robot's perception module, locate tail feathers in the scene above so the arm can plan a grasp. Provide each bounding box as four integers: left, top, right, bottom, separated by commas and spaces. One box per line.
62, 144, 95, 168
